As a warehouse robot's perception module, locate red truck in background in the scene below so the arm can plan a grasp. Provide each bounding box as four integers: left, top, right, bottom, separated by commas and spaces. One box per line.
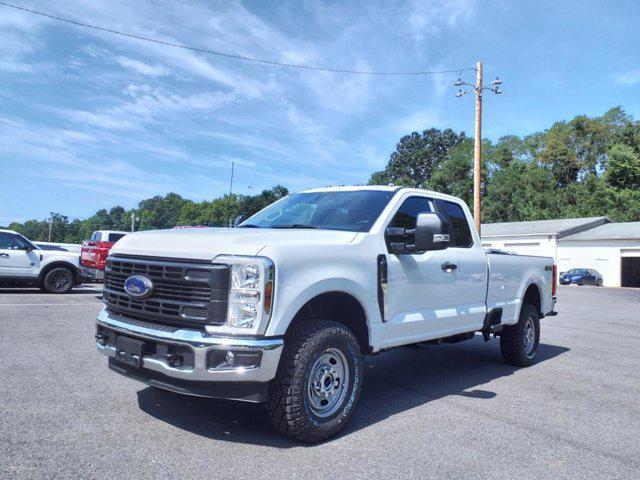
80, 230, 128, 281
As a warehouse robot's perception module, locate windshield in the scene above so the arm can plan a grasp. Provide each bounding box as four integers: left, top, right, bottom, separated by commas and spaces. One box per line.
567, 269, 588, 275
240, 190, 396, 232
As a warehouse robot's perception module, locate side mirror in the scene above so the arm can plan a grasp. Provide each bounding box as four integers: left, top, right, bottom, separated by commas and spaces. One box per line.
414, 212, 450, 251
233, 214, 248, 228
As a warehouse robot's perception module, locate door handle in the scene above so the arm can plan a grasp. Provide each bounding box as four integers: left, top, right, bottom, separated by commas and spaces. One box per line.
441, 261, 457, 271
0, 253, 9, 258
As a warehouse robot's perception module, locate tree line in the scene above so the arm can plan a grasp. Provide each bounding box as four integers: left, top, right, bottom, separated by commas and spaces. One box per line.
5, 106, 640, 243
370, 106, 640, 223
5, 186, 288, 244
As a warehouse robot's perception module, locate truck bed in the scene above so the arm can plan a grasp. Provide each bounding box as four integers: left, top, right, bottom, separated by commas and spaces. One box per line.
486, 250, 555, 326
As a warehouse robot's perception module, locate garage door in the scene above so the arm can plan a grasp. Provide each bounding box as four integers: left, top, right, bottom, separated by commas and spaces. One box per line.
621, 257, 640, 288
503, 242, 542, 256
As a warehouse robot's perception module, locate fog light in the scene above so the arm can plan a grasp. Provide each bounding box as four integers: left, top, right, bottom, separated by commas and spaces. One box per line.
207, 350, 263, 369
225, 351, 235, 366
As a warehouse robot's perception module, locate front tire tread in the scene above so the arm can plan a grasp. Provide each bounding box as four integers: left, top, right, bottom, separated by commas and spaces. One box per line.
266, 319, 361, 443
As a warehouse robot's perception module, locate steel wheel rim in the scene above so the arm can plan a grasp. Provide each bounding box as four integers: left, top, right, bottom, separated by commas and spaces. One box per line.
524, 317, 536, 356
51, 271, 71, 291
307, 348, 350, 418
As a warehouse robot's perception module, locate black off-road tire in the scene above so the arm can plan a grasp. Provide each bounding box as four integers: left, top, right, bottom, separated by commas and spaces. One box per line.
500, 303, 540, 367
266, 319, 363, 443
42, 267, 74, 294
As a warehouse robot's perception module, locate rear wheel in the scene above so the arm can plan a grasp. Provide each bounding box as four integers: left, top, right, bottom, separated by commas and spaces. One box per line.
42, 267, 74, 294
597, 279, 603, 286
267, 319, 363, 443
500, 303, 540, 367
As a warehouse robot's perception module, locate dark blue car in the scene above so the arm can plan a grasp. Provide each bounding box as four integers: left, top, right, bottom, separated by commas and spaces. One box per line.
559, 268, 603, 286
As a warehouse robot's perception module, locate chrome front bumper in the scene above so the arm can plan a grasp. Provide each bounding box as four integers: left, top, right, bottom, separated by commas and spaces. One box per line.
96, 308, 283, 383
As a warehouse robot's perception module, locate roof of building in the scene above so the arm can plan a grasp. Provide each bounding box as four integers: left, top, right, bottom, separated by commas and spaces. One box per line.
481, 217, 611, 239
560, 221, 640, 241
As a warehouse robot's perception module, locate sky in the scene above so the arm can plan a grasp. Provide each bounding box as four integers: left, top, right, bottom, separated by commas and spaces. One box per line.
1, 0, 639, 225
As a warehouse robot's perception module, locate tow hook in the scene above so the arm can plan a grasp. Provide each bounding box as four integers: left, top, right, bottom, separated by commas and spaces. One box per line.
164, 353, 183, 367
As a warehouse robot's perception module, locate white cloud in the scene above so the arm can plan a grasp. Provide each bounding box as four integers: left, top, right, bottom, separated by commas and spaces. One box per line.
0, 57, 33, 73
115, 56, 171, 77
409, 0, 477, 45
304, 61, 373, 114
1, 0, 481, 212
614, 69, 640, 85
60, 88, 236, 130
395, 109, 443, 134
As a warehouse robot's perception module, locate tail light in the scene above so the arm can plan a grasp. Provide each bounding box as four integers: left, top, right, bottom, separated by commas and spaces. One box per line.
552, 264, 557, 296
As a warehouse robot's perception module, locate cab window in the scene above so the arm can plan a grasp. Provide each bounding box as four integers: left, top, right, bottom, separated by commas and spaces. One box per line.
434, 199, 473, 248
108, 233, 125, 242
386, 196, 432, 247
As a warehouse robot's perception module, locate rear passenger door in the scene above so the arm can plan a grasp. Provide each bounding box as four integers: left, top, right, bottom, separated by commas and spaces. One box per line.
382, 195, 463, 347
433, 199, 487, 332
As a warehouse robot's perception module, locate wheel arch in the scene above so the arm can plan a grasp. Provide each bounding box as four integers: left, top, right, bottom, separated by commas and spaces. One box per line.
284, 291, 370, 354
520, 282, 542, 317
39, 261, 79, 284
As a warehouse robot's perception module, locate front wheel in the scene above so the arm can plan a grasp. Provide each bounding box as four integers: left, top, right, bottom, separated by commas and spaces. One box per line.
267, 319, 363, 443
42, 267, 74, 294
500, 303, 540, 367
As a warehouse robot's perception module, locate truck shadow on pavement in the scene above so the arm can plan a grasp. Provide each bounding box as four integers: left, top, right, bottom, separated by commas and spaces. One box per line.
136, 338, 569, 447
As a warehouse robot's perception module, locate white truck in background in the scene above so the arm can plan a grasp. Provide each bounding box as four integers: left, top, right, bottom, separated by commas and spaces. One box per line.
95, 186, 557, 443
0, 229, 83, 293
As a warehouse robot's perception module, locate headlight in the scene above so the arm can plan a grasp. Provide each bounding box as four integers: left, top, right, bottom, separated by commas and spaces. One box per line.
208, 256, 274, 335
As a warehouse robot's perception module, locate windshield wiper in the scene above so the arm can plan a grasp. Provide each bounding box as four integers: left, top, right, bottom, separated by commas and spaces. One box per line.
237, 224, 261, 228
271, 224, 318, 229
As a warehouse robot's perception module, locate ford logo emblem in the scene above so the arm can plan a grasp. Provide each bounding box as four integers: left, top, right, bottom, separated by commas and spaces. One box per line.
124, 275, 154, 300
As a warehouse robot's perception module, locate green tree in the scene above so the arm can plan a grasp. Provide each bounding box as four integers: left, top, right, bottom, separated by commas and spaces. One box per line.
369, 128, 466, 187
429, 138, 474, 206
137, 193, 188, 230
604, 143, 640, 190
239, 185, 289, 217
538, 126, 582, 187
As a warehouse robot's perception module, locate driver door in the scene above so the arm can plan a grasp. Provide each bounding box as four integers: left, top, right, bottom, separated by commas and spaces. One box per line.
0, 232, 37, 278
381, 195, 462, 348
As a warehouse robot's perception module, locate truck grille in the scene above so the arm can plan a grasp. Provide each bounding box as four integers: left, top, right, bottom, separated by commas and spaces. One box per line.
103, 256, 230, 328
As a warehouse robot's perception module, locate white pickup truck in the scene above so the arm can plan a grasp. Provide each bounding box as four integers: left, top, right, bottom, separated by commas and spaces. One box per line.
95, 186, 557, 442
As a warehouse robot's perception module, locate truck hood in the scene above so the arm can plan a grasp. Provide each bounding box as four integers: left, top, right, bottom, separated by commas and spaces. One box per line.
110, 228, 359, 261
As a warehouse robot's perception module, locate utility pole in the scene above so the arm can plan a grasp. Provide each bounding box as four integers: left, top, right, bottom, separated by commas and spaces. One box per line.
473, 61, 483, 234
130, 212, 138, 232
455, 61, 502, 235
48, 215, 53, 242
229, 161, 235, 196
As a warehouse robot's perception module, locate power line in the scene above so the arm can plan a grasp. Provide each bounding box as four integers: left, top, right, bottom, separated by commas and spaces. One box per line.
0, 1, 474, 76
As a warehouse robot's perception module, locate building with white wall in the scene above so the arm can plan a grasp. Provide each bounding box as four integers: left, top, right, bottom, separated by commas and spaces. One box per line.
481, 217, 640, 288
558, 222, 640, 288
481, 217, 610, 259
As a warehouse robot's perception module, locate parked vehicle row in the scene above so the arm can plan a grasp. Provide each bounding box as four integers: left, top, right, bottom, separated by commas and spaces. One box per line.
94, 186, 557, 443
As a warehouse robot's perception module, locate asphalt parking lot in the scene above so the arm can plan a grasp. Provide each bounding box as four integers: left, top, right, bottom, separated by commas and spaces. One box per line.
1, 286, 639, 479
